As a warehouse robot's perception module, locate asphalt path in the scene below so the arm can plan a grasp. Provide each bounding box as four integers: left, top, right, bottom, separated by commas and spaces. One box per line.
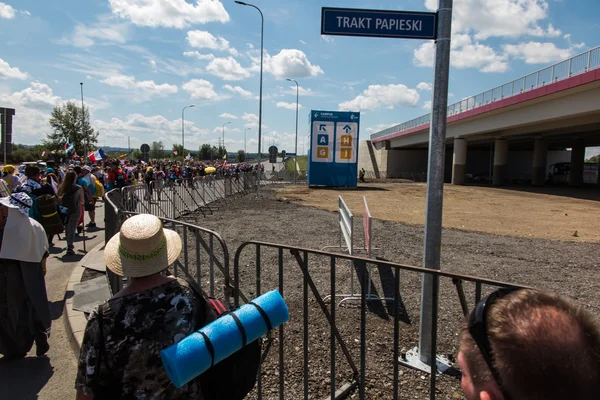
0, 203, 105, 400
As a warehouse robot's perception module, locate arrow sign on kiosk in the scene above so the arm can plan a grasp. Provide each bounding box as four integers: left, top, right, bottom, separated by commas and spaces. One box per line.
319, 124, 327, 131
343, 125, 351, 133
321, 7, 437, 40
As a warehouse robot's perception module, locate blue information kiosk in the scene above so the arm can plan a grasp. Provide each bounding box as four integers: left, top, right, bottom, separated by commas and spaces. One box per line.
307, 110, 360, 187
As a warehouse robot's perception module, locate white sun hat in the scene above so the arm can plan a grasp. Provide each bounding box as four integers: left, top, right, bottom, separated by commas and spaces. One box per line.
104, 214, 182, 278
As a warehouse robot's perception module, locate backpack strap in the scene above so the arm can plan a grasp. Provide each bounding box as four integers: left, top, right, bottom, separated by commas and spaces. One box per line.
248, 302, 273, 332
228, 312, 247, 347
199, 331, 216, 368
95, 303, 110, 372
208, 298, 227, 315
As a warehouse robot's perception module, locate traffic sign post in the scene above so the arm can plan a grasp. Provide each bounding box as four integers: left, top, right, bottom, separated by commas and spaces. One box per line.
140, 143, 150, 162
321, 1, 453, 375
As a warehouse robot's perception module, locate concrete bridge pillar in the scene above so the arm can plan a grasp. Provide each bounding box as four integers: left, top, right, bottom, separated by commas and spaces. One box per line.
493, 139, 508, 185
569, 139, 585, 186
452, 138, 467, 185
532, 138, 548, 186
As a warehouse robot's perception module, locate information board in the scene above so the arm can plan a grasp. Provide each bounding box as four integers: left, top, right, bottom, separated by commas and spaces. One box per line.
308, 110, 360, 187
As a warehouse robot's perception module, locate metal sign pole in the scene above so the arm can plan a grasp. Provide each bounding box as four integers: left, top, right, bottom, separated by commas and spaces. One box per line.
418, 0, 453, 367
2, 111, 5, 166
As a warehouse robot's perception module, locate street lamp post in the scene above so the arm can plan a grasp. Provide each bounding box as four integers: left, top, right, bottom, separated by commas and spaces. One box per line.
80, 83, 86, 159
222, 121, 231, 159
182, 105, 195, 157
245, 128, 251, 158
286, 78, 299, 184
235, 1, 264, 196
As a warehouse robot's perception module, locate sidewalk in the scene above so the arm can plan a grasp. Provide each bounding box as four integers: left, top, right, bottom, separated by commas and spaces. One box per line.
0, 202, 106, 400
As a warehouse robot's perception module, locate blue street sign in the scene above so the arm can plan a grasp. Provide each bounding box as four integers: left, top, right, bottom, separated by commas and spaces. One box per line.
308, 110, 360, 187
321, 7, 437, 40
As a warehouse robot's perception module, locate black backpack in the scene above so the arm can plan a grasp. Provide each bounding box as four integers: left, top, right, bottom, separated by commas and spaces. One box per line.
61, 184, 80, 216
182, 278, 261, 400
37, 194, 64, 236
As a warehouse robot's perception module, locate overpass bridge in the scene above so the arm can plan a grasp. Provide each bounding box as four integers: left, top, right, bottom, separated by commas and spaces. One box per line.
364, 46, 600, 186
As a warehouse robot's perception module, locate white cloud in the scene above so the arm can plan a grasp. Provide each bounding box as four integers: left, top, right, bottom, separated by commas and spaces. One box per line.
60, 19, 129, 48
276, 101, 302, 110
423, 100, 432, 110
183, 51, 215, 61
321, 35, 334, 44
186, 30, 238, 55
2, 81, 110, 144
206, 56, 250, 81
108, 0, 229, 28
425, 0, 561, 40
242, 113, 258, 123
242, 113, 267, 129
219, 113, 238, 119
0, 58, 29, 80
182, 78, 223, 101
283, 85, 323, 97
299, 40, 307, 45
223, 84, 252, 98
245, 122, 268, 129
101, 74, 178, 99
95, 113, 209, 148
256, 49, 324, 80
5, 81, 62, 109
414, 35, 509, 72
503, 41, 578, 64
417, 82, 432, 91
0, 2, 15, 19
366, 123, 400, 135
338, 84, 420, 111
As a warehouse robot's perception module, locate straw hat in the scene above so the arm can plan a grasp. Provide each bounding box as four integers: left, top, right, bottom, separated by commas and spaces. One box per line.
104, 214, 182, 278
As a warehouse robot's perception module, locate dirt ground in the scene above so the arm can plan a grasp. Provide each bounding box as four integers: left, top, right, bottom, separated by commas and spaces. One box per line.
186, 186, 600, 400
276, 182, 600, 243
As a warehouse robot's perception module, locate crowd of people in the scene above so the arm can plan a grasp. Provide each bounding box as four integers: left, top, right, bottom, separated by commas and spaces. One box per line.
0, 157, 260, 256
1, 157, 599, 399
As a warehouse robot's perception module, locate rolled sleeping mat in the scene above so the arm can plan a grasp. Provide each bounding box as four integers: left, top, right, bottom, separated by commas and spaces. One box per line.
160, 289, 289, 388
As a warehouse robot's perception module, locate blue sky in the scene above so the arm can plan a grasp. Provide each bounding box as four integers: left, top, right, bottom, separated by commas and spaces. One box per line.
1, 0, 599, 156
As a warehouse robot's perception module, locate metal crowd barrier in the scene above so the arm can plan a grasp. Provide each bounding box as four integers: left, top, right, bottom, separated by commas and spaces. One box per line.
104, 191, 236, 304
233, 241, 527, 400
103, 175, 530, 399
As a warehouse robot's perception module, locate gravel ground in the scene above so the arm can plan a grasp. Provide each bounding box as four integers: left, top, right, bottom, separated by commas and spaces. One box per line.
178, 186, 600, 399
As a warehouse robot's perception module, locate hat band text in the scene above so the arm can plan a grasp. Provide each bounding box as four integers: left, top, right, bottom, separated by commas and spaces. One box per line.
118, 236, 167, 262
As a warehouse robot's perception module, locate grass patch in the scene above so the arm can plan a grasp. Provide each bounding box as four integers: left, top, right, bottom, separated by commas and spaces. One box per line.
285, 155, 308, 173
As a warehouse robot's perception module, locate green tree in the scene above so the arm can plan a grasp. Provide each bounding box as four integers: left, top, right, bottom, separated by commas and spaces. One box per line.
199, 144, 213, 160
45, 101, 99, 155
586, 155, 600, 163
236, 150, 246, 162
216, 145, 227, 159
173, 144, 184, 157
131, 149, 142, 160
150, 141, 164, 159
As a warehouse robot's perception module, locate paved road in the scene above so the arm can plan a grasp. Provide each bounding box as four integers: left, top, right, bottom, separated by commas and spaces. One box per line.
0, 203, 105, 400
